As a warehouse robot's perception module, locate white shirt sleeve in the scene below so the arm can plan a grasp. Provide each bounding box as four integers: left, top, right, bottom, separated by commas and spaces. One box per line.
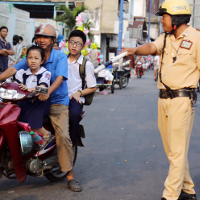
38, 71, 51, 87
85, 60, 96, 88
15, 69, 26, 84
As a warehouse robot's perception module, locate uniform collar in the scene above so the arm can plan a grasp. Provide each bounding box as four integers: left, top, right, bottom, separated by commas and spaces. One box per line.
76, 54, 84, 65
26, 66, 46, 75
68, 53, 83, 64
170, 26, 192, 41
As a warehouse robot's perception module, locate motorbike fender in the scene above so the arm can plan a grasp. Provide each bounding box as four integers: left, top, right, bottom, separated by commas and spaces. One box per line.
0, 104, 27, 183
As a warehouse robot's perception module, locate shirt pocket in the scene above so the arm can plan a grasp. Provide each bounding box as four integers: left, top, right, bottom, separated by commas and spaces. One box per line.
178, 48, 192, 56
177, 48, 193, 64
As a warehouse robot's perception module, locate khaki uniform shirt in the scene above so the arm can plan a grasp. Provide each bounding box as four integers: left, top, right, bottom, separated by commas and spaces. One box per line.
153, 26, 200, 90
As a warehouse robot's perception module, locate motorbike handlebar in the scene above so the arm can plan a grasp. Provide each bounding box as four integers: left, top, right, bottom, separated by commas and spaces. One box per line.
94, 51, 128, 73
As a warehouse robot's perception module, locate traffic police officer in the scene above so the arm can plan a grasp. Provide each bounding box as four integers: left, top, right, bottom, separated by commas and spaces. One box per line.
121, 0, 199, 199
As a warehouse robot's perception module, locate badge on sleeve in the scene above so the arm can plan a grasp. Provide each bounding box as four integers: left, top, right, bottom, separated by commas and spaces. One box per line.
180, 40, 193, 50
45, 72, 51, 80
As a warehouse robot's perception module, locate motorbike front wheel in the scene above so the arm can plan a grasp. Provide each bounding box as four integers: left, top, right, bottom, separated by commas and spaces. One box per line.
45, 145, 78, 182
121, 76, 129, 88
137, 70, 140, 78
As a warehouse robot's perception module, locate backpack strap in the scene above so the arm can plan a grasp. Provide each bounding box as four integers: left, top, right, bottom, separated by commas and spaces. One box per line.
36, 70, 47, 86
22, 73, 29, 85
79, 57, 88, 90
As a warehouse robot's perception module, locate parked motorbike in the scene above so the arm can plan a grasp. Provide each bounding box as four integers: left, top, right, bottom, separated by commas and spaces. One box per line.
0, 82, 84, 183
136, 61, 143, 78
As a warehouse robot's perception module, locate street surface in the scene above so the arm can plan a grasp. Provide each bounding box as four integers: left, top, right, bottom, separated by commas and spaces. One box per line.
1, 70, 200, 200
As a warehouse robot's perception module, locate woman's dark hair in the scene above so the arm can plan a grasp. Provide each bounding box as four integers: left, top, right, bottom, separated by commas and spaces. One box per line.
68, 30, 86, 45
19, 36, 23, 41
13, 35, 20, 46
26, 45, 44, 61
0, 26, 8, 32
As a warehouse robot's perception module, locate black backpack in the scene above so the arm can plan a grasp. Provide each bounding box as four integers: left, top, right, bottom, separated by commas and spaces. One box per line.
79, 57, 95, 106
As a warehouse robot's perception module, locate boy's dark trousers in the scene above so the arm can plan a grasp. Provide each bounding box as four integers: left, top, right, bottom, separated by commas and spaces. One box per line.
69, 98, 82, 146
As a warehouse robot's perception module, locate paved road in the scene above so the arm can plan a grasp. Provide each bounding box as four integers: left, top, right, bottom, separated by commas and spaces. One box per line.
1, 70, 200, 200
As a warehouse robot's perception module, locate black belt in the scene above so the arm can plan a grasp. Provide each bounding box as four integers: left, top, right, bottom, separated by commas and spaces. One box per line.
0, 69, 5, 72
159, 89, 196, 99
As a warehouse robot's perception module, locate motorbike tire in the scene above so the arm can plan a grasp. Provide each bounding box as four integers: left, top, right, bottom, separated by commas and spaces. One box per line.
122, 76, 129, 88
45, 145, 78, 182
119, 77, 122, 89
137, 70, 140, 78
111, 80, 114, 94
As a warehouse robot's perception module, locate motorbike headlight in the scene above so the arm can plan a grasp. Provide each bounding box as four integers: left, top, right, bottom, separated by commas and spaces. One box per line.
0, 88, 25, 100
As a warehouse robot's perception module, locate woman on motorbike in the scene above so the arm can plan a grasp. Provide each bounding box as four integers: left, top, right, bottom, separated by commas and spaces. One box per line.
134, 55, 145, 75
14, 45, 52, 148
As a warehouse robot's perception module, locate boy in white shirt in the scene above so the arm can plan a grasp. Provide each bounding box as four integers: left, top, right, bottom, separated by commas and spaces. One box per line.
67, 30, 96, 187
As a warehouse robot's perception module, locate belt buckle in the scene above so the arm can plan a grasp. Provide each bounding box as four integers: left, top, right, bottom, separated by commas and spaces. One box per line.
160, 90, 168, 99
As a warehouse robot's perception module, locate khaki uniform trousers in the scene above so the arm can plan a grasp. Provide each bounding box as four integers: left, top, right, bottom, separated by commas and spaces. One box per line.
158, 97, 196, 200
49, 104, 73, 172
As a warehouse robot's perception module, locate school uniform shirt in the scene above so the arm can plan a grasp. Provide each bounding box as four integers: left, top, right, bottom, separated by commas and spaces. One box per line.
15, 67, 51, 88
14, 49, 69, 106
67, 54, 96, 104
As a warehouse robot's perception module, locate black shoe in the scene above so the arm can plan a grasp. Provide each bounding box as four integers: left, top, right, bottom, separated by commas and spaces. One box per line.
178, 191, 197, 200
161, 198, 167, 200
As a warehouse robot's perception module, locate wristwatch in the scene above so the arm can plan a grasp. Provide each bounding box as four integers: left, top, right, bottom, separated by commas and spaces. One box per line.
78, 90, 83, 97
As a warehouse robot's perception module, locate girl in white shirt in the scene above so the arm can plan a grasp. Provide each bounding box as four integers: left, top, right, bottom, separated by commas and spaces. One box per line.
15, 45, 52, 148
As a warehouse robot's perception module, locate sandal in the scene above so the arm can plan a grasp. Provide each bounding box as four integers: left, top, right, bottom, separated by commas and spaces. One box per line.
43, 131, 52, 143
67, 179, 82, 192
38, 131, 51, 150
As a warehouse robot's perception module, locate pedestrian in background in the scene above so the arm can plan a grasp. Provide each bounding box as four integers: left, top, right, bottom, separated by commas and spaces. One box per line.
0, 26, 14, 72
8, 35, 23, 66
19, 36, 23, 45
121, 0, 199, 199
154, 55, 159, 82
53, 41, 60, 50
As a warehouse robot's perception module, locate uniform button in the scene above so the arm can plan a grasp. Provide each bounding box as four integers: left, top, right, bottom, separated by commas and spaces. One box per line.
163, 86, 165, 88
174, 42, 176, 44
168, 64, 170, 66
164, 75, 166, 77
172, 53, 174, 55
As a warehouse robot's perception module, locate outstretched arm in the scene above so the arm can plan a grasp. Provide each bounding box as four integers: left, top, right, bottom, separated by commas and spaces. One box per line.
121, 43, 157, 57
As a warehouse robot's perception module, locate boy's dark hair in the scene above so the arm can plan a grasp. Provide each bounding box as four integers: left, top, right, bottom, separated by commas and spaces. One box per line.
0, 26, 8, 32
19, 36, 23, 41
26, 45, 44, 61
68, 30, 86, 45
13, 35, 20, 46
